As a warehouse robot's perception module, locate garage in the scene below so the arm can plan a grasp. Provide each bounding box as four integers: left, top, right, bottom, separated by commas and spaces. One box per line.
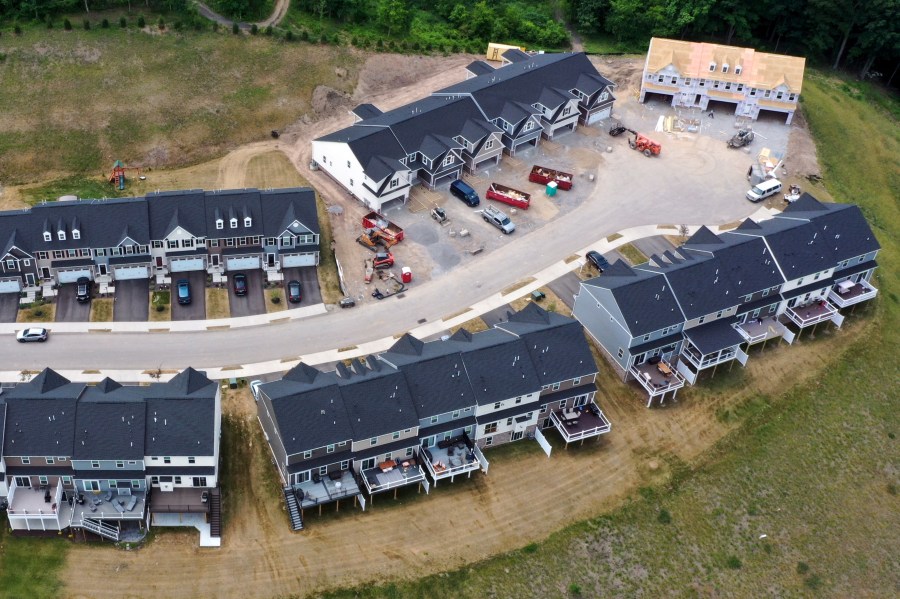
0, 277, 21, 294
225, 255, 261, 271
587, 106, 611, 124
57, 268, 92, 284
114, 265, 149, 280
282, 253, 318, 268
169, 257, 205, 272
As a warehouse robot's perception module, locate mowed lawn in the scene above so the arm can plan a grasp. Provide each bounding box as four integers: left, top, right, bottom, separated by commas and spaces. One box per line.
0, 28, 359, 185
318, 76, 900, 597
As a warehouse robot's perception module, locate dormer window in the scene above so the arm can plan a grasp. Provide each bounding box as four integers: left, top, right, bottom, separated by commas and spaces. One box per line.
735, 65, 743, 75
43, 231, 52, 242
57, 230, 66, 241
230, 218, 238, 229
443, 155, 453, 167
216, 218, 224, 230
709, 62, 716, 72
244, 216, 252, 227
722, 64, 729, 74
72, 229, 81, 240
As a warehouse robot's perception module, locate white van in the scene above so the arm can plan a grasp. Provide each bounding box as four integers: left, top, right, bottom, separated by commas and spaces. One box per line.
746, 178, 782, 202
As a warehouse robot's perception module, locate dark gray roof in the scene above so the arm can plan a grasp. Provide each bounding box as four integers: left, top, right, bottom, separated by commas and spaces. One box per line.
3, 398, 77, 457
693, 233, 785, 297
583, 260, 685, 336
460, 338, 541, 405
352, 103, 383, 119
502, 48, 532, 63
270, 383, 353, 456
401, 353, 477, 416
418, 415, 477, 438
509, 319, 597, 386
683, 319, 746, 355
637, 253, 739, 320
777, 200, 880, 262
143, 368, 217, 457
780, 277, 834, 300
147, 189, 208, 239
338, 366, 419, 439
834, 259, 877, 278
73, 402, 146, 460
629, 331, 684, 355
737, 217, 836, 280
466, 60, 495, 76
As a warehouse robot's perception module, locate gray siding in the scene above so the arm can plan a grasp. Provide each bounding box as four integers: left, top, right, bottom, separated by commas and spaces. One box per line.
573, 289, 633, 372
71, 460, 143, 471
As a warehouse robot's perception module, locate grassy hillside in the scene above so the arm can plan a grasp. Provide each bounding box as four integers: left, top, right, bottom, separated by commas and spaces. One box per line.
318, 74, 900, 598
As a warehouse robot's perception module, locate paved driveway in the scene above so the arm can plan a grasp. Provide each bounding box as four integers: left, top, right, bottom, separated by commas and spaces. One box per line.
481, 304, 514, 327
546, 272, 583, 310
282, 266, 322, 306
228, 270, 266, 318
171, 271, 207, 321
114, 279, 150, 322
55, 283, 92, 322
632, 236, 677, 261
0, 293, 18, 323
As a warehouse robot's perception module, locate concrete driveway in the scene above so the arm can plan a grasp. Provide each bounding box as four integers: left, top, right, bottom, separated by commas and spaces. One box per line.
55, 283, 92, 322
282, 267, 322, 306
228, 270, 266, 318
171, 271, 207, 321
114, 279, 150, 322
0, 293, 19, 323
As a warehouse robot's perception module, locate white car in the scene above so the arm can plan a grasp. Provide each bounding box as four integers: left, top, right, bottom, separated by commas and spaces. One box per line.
17, 327, 49, 343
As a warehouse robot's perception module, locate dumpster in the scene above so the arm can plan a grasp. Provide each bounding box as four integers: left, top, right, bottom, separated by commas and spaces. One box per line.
401, 266, 412, 283
546, 181, 558, 197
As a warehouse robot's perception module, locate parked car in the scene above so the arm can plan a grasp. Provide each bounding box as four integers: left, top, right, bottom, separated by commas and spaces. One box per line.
287, 280, 302, 303
481, 205, 516, 234
176, 279, 192, 305
450, 179, 480, 207
75, 277, 91, 303
17, 327, 49, 343
233, 273, 248, 297
586, 251, 610, 273
746, 178, 782, 202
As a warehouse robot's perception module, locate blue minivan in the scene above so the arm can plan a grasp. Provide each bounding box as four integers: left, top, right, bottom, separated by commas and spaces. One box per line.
450, 179, 480, 207
176, 279, 192, 305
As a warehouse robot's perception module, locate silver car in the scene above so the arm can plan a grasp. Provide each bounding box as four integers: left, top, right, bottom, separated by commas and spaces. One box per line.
17, 327, 49, 343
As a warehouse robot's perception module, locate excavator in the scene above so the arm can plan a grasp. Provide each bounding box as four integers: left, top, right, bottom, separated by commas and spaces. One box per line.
356, 228, 399, 252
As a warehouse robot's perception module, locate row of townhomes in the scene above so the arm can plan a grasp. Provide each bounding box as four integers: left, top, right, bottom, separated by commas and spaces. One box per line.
0, 187, 319, 296
573, 195, 880, 406
312, 51, 616, 212
0, 368, 222, 546
253, 303, 612, 530
640, 37, 806, 124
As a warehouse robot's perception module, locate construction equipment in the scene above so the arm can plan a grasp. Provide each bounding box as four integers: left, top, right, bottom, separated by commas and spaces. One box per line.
431, 206, 450, 225
627, 132, 662, 157
529, 165, 574, 190
356, 228, 397, 252
373, 252, 394, 269
608, 123, 629, 137
486, 182, 530, 209
364, 258, 374, 283
371, 270, 406, 300
362, 211, 404, 245
727, 128, 755, 148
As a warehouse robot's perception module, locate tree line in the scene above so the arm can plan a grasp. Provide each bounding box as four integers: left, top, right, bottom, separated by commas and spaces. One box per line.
568, 0, 899, 82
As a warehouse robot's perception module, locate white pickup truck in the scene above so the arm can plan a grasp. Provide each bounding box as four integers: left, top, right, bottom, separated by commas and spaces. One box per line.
481, 205, 516, 234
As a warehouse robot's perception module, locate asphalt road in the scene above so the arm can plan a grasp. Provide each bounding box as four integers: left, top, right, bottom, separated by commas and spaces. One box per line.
114, 280, 149, 322
54, 284, 91, 322
0, 293, 18, 322
171, 271, 207, 321
228, 270, 266, 318
282, 266, 322, 306
10, 183, 760, 372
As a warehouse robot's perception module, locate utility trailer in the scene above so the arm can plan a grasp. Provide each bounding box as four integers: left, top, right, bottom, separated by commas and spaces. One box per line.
486, 182, 531, 209
528, 165, 573, 190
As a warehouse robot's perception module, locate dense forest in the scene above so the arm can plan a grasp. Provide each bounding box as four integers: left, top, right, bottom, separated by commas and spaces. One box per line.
1, 0, 896, 83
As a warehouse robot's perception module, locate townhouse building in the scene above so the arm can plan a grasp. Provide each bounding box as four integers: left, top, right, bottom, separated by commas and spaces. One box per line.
253, 303, 610, 530
0, 187, 319, 295
312, 52, 615, 212
0, 368, 221, 545
640, 37, 805, 124
573, 195, 880, 406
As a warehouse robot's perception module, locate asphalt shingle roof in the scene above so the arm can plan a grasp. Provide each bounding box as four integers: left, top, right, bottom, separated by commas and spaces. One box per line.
777, 200, 880, 262
683, 319, 746, 355
338, 366, 419, 439
73, 402, 146, 460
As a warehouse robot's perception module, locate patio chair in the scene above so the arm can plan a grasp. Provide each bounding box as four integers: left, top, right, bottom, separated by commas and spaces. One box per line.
103, 490, 113, 502
126, 495, 138, 512
88, 503, 97, 513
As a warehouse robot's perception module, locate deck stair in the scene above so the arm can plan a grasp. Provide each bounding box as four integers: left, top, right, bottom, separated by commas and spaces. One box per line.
282, 487, 304, 531
209, 488, 222, 539
78, 517, 120, 541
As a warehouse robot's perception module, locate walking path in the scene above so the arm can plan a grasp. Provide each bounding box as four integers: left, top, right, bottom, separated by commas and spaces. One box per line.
0, 208, 778, 384
194, 0, 290, 30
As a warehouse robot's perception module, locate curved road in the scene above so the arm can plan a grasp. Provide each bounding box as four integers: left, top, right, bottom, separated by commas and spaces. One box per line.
194, 0, 290, 30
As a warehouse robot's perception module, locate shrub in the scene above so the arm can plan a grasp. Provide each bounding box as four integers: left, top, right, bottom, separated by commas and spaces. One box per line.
101, 18, 109, 28
64, 18, 73, 31
299, 30, 309, 41
137, 15, 145, 28
83, 19, 91, 30
46, 16, 53, 29
174, 21, 183, 31
319, 33, 327, 44
725, 555, 742, 569
250, 23, 258, 35
351, 36, 358, 46
271, 296, 281, 304
657, 508, 672, 524
523, 542, 538, 553
212, 21, 219, 32
797, 562, 810, 574
568, 583, 582, 596
0, 53, 6, 62
14, 24, 22, 35
232, 22, 239, 35
376, 39, 384, 49
155, 304, 165, 313
119, 16, 127, 28
804, 574, 823, 590
158, 17, 165, 30
265, 25, 273, 36
33, 309, 44, 317
285, 30, 294, 42
194, 20, 204, 32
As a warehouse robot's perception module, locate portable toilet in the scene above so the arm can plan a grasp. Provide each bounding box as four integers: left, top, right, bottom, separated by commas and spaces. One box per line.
401, 266, 413, 284
546, 181, 558, 197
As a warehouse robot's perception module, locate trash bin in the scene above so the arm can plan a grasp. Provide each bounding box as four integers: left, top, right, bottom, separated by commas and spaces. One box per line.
228, 378, 238, 389
401, 266, 413, 283
546, 181, 558, 197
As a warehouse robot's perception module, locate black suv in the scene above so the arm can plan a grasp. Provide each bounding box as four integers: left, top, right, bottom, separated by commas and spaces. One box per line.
75, 277, 91, 303
233, 273, 248, 297
586, 251, 610, 273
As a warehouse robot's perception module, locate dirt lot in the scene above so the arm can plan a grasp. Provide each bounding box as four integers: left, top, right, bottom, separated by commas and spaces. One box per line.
58, 320, 857, 599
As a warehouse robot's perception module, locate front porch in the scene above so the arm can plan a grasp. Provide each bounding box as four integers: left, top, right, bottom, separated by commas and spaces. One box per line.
420, 435, 487, 485
785, 299, 842, 329
628, 360, 686, 407
548, 401, 611, 447
733, 316, 795, 346
828, 280, 878, 309
361, 456, 428, 497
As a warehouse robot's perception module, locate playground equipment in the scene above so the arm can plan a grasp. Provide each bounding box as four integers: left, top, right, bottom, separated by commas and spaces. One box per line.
108, 161, 142, 190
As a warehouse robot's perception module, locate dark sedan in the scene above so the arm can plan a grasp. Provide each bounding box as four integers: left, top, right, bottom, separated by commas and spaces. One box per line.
586, 251, 610, 273
233, 273, 248, 297
287, 280, 302, 303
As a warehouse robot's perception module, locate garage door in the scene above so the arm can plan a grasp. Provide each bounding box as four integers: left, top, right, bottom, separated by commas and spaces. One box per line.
225, 256, 261, 271
282, 253, 317, 268
588, 107, 611, 124
169, 257, 205, 272
58, 269, 92, 284
114, 266, 149, 280
0, 278, 21, 293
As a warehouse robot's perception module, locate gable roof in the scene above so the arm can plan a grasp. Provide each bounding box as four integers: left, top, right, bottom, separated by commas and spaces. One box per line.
459, 338, 541, 405
776, 200, 880, 262
338, 365, 419, 439
73, 401, 146, 460
270, 382, 353, 455
638, 254, 740, 319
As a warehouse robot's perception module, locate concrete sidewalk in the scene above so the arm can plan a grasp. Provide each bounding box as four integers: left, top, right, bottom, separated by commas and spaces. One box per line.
0, 208, 777, 384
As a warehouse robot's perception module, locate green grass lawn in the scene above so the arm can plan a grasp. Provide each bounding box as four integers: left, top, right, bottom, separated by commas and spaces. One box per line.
0, 525, 67, 598
617, 242, 648, 266
317, 71, 900, 598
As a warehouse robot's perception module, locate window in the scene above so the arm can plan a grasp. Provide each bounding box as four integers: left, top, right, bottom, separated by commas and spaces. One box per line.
452, 410, 460, 419
540, 404, 547, 413
390, 178, 399, 189
684, 78, 692, 85
244, 216, 252, 227
515, 397, 522, 405
562, 106, 572, 116
108, 480, 118, 488
573, 377, 581, 386
484, 422, 498, 434
443, 155, 453, 166
303, 450, 312, 459
229, 218, 238, 229
174, 476, 182, 485
789, 93, 796, 102
776, 91, 784, 100
699, 79, 706, 87
188, 457, 196, 464
524, 120, 534, 131
657, 74, 664, 83
182, 238, 193, 248
91, 460, 100, 469
350, 179, 354, 187
116, 461, 125, 469
84, 480, 100, 492
226, 238, 235, 247
370, 437, 378, 446
163, 457, 171, 464
132, 480, 141, 489
216, 219, 224, 230
716, 310, 724, 318
72, 230, 81, 240
347, 160, 351, 168
724, 82, 732, 91
737, 84, 744, 92
340, 460, 349, 470
670, 77, 677, 85
46, 457, 54, 464
58, 230, 66, 241
617, 348, 624, 359
643, 334, 651, 342
713, 81, 720, 89
735, 65, 743, 75
167, 240, 178, 249
151, 476, 160, 485
750, 88, 757, 97
600, 91, 609, 101
339, 440, 347, 446
63, 476, 72, 485
43, 231, 52, 242
744, 294, 753, 303
392, 431, 401, 440
722, 64, 729, 74
552, 382, 561, 391
39, 475, 48, 485
698, 316, 706, 324
506, 417, 513, 426
192, 477, 207, 487
327, 444, 335, 453
762, 288, 770, 297
406, 447, 414, 457
152, 240, 163, 248
764, 90, 771, 98
485, 436, 493, 446
494, 402, 502, 410
485, 140, 494, 150
709, 62, 716, 71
